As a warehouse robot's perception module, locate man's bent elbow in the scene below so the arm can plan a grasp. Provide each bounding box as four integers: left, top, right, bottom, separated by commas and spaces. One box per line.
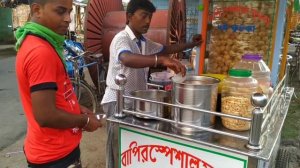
119, 56, 131, 67
33, 113, 54, 127
35, 118, 51, 127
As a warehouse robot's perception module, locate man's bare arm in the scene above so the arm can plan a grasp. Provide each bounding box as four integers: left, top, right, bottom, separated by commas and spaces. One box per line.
119, 52, 186, 75
31, 90, 101, 131
159, 34, 202, 55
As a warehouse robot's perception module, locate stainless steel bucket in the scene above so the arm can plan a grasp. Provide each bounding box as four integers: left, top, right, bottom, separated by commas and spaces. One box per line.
172, 76, 220, 135
130, 90, 171, 119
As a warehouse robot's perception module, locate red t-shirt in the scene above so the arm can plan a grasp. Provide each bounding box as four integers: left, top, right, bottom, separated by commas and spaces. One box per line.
16, 35, 82, 164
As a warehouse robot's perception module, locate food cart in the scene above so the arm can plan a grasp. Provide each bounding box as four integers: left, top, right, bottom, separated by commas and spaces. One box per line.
106, 0, 295, 168
107, 72, 293, 168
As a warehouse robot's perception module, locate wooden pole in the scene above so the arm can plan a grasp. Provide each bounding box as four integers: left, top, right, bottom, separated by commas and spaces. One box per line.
198, 0, 209, 74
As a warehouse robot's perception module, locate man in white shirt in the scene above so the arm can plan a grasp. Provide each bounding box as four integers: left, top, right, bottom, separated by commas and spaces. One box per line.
102, 0, 202, 167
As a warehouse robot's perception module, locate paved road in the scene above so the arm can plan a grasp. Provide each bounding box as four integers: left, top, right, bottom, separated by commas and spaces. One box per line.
0, 46, 26, 151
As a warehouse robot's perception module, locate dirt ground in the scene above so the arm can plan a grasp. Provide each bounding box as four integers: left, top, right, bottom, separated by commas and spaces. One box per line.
280, 92, 300, 167
0, 124, 107, 168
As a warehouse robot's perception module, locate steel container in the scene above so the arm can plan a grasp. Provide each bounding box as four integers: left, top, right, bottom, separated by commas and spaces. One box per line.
172, 76, 220, 135
130, 90, 171, 119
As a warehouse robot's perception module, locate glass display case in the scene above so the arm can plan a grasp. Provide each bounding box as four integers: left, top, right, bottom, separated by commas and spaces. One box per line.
206, 0, 276, 74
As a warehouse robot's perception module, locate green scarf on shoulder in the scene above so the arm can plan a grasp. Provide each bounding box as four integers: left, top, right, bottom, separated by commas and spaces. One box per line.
15, 22, 66, 68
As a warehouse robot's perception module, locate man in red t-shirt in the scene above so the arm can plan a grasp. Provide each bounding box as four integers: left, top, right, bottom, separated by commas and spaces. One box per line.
15, 0, 102, 167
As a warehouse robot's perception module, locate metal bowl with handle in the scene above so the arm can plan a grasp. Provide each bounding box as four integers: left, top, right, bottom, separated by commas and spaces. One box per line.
130, 90, 171, 119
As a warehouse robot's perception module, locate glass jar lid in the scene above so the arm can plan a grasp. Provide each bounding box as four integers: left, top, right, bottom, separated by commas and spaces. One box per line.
229, 69, 252, 77
242, 54, 262, 61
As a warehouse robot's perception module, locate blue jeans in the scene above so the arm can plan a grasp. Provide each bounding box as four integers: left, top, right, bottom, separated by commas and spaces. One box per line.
26, 146, 81, 168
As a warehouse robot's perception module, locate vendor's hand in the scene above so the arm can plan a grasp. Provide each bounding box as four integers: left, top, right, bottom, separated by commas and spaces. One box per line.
83, 114, 102, 132
160, 57, 186, 76
80, 105, 93, 115
192, 34, 202, 46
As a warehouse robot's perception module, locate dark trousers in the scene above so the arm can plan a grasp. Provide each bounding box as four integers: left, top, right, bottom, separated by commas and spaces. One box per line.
102, 102, 118, 168
26, 146, 81, 168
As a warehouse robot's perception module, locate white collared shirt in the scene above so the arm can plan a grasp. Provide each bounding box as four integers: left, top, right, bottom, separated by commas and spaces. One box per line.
101, 25, 164, 104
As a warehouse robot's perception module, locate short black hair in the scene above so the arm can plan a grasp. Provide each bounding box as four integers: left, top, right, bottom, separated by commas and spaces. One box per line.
28, 0, 47, 5
126, 0, 156, 14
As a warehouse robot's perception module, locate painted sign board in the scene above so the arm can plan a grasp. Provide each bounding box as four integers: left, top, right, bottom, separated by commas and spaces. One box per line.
119, 126, 248, 168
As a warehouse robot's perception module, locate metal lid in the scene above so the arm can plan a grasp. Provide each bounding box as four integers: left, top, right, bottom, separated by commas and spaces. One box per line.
229, 69, 252, 77
242, 54, 262, 61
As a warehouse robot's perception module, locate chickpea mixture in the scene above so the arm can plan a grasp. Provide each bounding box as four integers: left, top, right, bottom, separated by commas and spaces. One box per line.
221, 96, 254, 131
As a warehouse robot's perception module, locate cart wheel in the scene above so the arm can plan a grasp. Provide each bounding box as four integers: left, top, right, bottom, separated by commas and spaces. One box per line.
275, 147, 291, 168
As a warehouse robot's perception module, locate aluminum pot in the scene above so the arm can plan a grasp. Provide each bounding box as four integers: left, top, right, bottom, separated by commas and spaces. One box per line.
130, 90, 171, 119
172, 75, 220, 135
